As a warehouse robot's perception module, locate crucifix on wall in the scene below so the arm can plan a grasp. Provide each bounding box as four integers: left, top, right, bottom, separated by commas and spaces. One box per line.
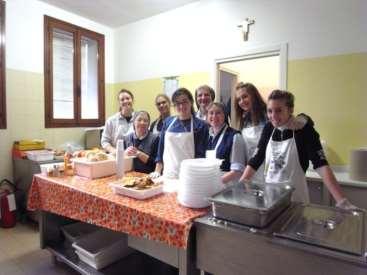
238, 18, 255, 41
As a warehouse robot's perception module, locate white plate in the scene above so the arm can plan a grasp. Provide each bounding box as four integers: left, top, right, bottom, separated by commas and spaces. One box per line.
181, 158, 223, 168
110, 182, 163, 200
177, 195, 210, 208
162, 178, 179, 193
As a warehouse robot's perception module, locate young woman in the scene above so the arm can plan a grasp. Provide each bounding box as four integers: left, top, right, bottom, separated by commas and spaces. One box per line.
235, 82, 267, 183
101, 89, 134, 154
195, 85, 215, 121
239, 90, 356, 209
125, 111, 159, 174
206, 102, 248, 184
236, 82, 310, 181
154, 88, 209, 179
149, 94, 171, 134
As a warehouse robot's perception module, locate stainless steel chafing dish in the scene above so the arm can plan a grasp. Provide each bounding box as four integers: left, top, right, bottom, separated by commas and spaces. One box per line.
274, 204, 365, 256
209, 182, 294, 228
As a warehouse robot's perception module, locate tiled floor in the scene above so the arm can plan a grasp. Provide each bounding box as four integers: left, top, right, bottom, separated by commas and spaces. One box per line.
0, 222, 79, 275
0, 221, 179, 275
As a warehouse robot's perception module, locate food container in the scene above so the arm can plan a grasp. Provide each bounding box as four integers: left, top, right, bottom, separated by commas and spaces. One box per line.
26, 150, 54, 161
13, 139, 45, 151
110, 181, 163, 200
110, 174, 163, 199
40, 162, 64, 176
72, 228, 133, 270
274, 204, 365, 256
349, 148, 367, 181
61, 222, 99, 244
209, 182, 293, 228
73, 157, 116, 179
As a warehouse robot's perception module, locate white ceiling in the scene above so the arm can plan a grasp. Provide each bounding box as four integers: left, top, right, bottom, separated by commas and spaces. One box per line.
39, 0, 198, 28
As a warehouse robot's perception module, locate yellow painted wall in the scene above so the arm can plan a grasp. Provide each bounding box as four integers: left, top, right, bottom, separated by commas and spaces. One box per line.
289, 53, 367, 165
105, 82, 117, 118
178, 72, 210, 93
110, 72, 210, 121
3, 53, 365, 180
2, 70, 211, 180
111, 53, 367, 165
113, 79, 163, 120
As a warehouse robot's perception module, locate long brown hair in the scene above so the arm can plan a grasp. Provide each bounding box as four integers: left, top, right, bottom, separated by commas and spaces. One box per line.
234, 82, 267, 129
172, 88, 195, 114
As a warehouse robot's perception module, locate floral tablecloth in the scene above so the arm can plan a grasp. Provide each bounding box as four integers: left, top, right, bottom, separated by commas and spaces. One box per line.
27, 174, 209, 249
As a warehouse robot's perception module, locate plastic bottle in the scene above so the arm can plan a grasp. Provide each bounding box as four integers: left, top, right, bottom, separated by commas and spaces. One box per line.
64, 144, 73, 175
116, 140, 125, 178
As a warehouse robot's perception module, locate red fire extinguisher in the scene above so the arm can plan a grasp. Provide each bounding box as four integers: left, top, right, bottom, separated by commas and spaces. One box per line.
0, 179, 17, 228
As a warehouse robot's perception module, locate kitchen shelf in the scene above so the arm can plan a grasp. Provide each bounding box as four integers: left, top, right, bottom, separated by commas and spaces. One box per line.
39, 212, 181, 275
47, 242, 145, 275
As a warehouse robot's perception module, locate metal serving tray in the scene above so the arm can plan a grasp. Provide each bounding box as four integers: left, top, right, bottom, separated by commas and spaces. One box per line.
274, 204, 365, 256
209, 183, 293, 228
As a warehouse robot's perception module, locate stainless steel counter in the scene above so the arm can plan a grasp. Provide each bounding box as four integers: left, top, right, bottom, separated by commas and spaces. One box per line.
307, 168, 367, 209
306, 170, 367, 188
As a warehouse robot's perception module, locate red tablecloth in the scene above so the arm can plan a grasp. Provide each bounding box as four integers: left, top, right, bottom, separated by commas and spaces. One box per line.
27, 174, 209, 249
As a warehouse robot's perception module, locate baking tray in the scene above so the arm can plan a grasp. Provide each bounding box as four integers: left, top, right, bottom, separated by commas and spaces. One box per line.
209, 183, 293, 228
274, 204, 365, 256
110, 176, 163, 200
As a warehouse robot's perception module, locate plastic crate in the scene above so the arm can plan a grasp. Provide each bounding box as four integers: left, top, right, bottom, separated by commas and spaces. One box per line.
13, 139, 45, 151
72, 228, 133, 270
26, 150, 54, 161
73, 158, 117, 179
61, 222, 99, 244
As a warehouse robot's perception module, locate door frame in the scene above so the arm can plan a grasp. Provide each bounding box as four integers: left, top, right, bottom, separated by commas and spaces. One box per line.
212, 43, 288, 127
217, 67, 238, 123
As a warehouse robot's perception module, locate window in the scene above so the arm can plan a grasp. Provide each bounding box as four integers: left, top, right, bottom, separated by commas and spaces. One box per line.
44, 16, 105, 127
163, 76, 179, 99
0, 0, 5, 129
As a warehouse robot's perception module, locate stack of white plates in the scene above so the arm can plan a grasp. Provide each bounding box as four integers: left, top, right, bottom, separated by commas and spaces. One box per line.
178, 158, 224, 208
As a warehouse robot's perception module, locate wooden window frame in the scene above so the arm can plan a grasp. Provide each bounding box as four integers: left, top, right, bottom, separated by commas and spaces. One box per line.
0, 0, 6, 129
44, 16, 105, 128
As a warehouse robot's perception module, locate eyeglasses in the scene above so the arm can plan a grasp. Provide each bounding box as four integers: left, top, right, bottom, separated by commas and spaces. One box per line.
174, 100, 190, 107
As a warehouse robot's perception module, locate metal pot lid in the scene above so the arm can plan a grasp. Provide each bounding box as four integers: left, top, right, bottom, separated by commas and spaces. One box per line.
274, 204, 365, 256
209, 182, 293, 211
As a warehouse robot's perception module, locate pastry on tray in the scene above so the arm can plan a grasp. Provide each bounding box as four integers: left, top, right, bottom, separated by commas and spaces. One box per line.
119, 174, 161, 190
85, 151, 109, 162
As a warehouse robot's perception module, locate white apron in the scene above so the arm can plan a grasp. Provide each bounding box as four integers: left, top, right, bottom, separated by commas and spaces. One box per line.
206, 125, 228, 160
163, 117, 195, 179
264, 129, 309, 203
152, 118, 162, 135
242, 125, 265, 183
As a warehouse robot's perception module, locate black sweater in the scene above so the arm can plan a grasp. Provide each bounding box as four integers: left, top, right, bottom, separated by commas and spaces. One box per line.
248, 121, 328, 173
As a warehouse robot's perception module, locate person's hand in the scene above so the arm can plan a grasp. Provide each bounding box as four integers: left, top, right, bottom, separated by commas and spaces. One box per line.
149, 171, 161, 179
239, 176, 250, 185
108, 147, 117, 156
125, 146, 138, 157
336, 198, 358, 210
287, 115, 307, 130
